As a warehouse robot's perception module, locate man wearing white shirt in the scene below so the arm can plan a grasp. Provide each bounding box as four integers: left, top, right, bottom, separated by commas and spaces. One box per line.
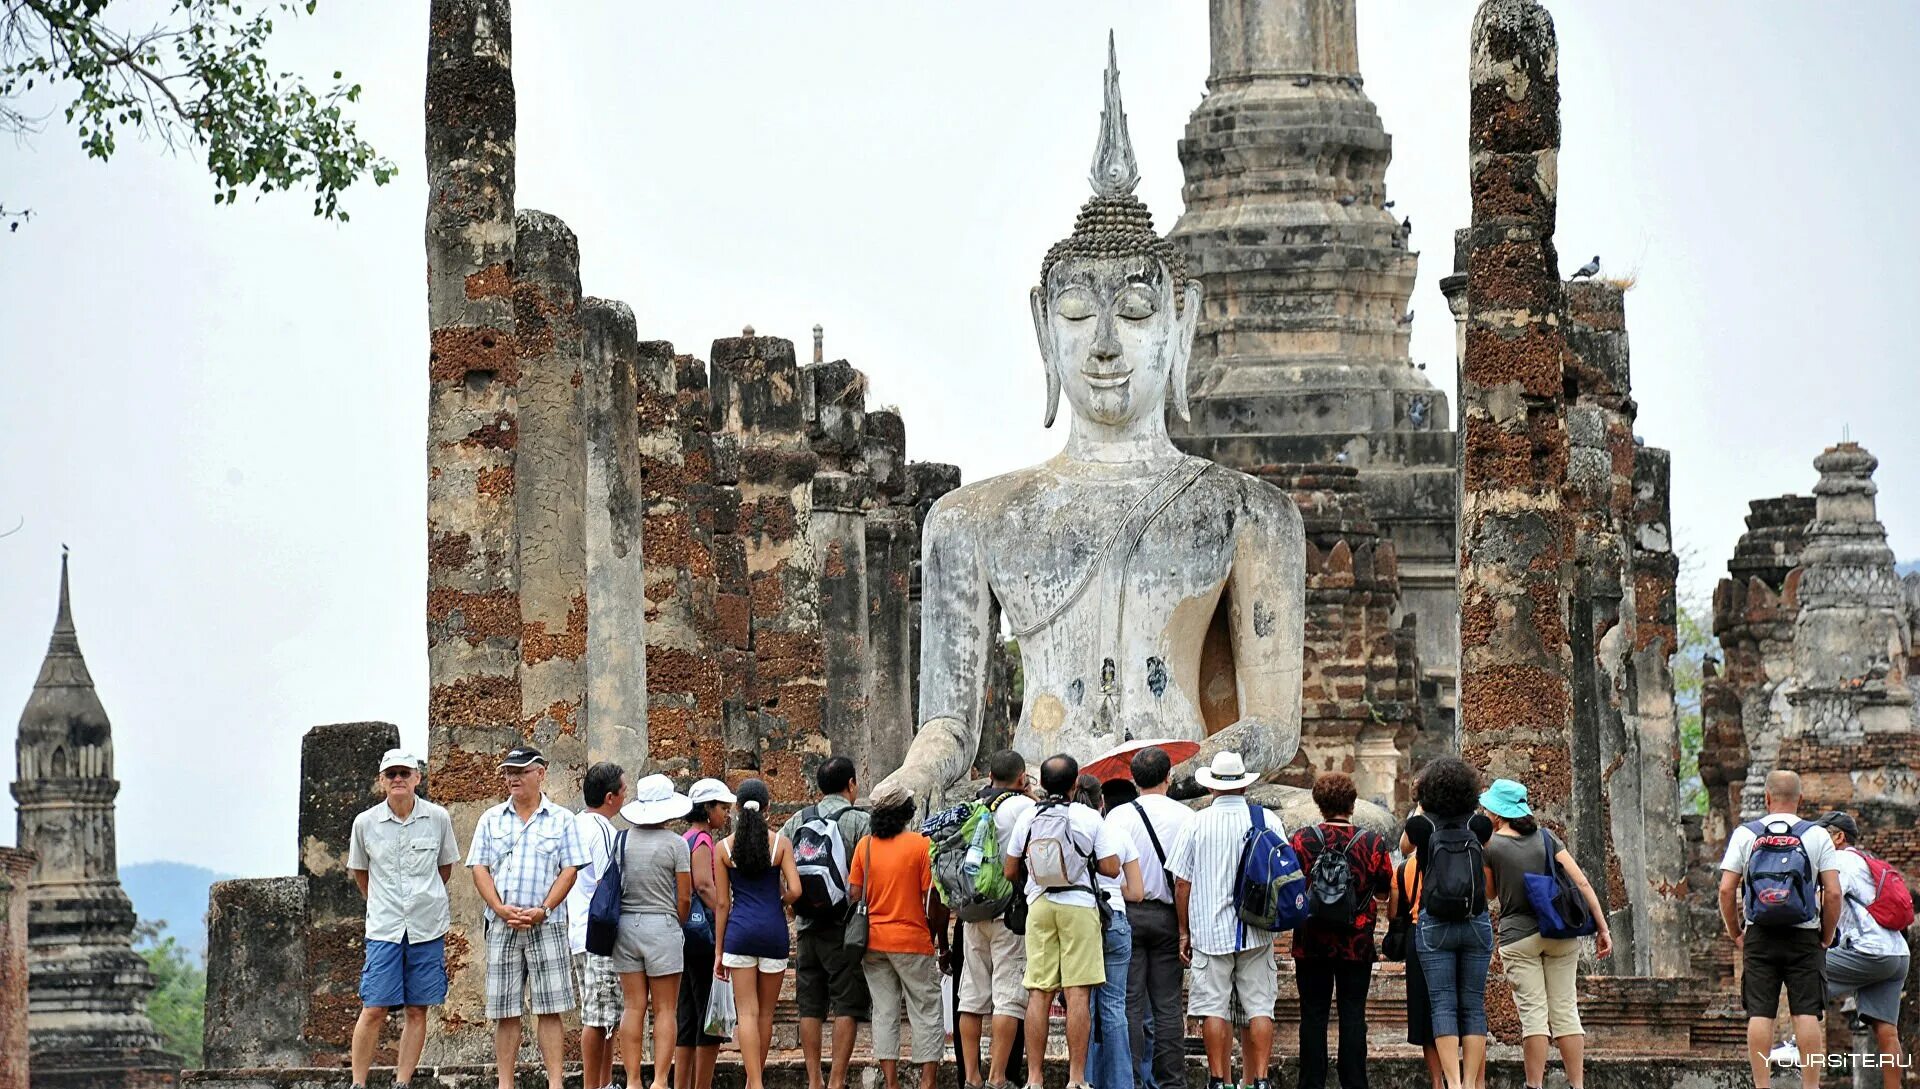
568, 762, 628, 1089
1003, 754, 1121, 1089
1815, 811, 1911, 1089
346, 749, 461, 1089
1103, 746, 1194, 1089
1168, 751, 1281, 1089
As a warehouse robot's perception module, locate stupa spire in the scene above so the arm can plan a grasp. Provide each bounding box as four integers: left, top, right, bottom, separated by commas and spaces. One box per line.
1089, 32, 1140, 198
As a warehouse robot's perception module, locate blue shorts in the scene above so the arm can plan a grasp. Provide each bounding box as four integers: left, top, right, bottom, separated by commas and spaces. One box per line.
361, 935, 449, 1009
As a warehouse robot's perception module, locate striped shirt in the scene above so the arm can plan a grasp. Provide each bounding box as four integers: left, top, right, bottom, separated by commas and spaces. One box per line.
1167, 794, 1280, 956
1104, 793, 1193, 904
468, 794, 590, 923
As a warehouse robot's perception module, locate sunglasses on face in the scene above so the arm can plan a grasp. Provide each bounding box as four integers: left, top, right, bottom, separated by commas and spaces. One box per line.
384, 768, 416, 780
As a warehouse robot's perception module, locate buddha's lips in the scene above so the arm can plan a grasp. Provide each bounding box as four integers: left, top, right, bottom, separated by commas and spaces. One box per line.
1082, 370, 1132, 388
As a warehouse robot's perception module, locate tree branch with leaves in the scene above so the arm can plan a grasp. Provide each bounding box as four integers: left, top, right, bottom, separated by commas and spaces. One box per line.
1, 0, 394, 224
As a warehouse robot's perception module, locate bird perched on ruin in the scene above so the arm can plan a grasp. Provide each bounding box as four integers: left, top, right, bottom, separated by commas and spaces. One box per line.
1293, 75, 1312, 87
1383, 200, 1395, 210
1338, 194, 1357, 206
1573, 255, 1601, 279
1398, 310, 1414, 325
1401, 215, 1412, 235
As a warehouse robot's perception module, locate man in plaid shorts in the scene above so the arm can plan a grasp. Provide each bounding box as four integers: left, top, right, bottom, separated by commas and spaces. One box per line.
469, 745, 589, 1089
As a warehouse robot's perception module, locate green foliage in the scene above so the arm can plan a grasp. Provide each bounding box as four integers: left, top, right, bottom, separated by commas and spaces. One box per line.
1673, 555, 1717, 817
134, 920, 204, 1069
1, 0, 394, 221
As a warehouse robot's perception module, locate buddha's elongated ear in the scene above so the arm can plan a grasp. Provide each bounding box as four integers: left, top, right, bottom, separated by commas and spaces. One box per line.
1170, 278, 1203, 423
1031, 285, 1061, 428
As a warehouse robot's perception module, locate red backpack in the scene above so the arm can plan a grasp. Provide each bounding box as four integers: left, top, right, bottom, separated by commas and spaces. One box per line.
1848, 847, 1917, 931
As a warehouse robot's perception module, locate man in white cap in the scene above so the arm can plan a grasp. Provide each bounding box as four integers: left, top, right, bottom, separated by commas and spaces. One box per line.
345, 748, 461, 1089
469, 745, 589, 1089
569, 762, 629, 1089
1168, 751, 1282, 1089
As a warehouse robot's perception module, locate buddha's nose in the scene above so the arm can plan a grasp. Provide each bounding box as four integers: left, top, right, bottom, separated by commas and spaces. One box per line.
1090, 325, 1123, 364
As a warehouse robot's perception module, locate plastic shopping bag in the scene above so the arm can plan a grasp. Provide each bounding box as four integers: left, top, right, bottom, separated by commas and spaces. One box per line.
704, 975, 737, 1039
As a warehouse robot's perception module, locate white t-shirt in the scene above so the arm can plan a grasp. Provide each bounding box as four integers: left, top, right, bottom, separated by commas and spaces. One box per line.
1005, 801, 1122, 909
1104, 793, 1194, 904
566, 810, 618, 954
990, 791, 1036, 849
1717, 813, 1838, 930
1095, 819, 1141, 910
1833, 847, 1911, 957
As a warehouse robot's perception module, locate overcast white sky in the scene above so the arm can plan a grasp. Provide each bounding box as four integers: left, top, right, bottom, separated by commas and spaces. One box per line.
4, 2, 1917, 878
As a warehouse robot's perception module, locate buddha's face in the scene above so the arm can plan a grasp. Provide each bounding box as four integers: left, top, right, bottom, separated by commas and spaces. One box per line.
1032, 254, 1200, 430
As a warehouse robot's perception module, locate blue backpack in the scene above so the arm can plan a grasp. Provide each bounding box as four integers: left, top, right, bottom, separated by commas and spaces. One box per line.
1233, 805, 1310, 934
1742, 818, 1817, 927
585, 828, 627, 957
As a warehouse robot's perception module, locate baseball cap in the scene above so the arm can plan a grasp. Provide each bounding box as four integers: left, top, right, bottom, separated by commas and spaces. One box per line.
498, 745, 547, 769
379, 748, 424, 773
688, 778, 736, 806
1816, 811, 1859, 839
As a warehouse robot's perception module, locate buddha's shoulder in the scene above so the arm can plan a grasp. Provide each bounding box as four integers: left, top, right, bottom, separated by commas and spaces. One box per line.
923, 466, 1060, 523
1191, 462, 1303, 525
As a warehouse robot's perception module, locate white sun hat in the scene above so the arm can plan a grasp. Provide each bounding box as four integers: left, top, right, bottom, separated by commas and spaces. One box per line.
621, 773, 693, 826
1194, 750, 1261, 791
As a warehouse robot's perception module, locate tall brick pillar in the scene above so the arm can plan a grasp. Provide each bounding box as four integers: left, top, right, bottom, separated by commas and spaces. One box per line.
297, 722, 400, 1065
424, 0, 520, 1057
512, 210, 589, 804
864, 410, 917, 780
1459, 0, 1576, 834
713, 336, 828, 798
582, 298, 650, 771
1629, 445, 1688, 976
0, 847, 33, 1089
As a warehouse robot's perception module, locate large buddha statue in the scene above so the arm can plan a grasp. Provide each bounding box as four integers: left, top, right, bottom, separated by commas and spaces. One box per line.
880, 41, 1307, 806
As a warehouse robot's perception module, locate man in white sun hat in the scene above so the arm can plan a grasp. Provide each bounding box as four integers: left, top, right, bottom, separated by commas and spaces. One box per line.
469, 744, 589, 1089
346, 747, 460, 1089
1168, 751, 1283, 1089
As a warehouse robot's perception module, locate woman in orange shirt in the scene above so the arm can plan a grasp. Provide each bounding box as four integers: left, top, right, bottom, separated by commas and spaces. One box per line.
848, 783, 952, 1089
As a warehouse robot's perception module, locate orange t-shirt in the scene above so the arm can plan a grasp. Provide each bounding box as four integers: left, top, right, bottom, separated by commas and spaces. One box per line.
846, 831, 936, 955
1396, 857, 1423, 921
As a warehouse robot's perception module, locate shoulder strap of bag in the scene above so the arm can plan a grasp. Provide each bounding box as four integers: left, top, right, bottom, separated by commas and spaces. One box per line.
1131, 800, 1167, 867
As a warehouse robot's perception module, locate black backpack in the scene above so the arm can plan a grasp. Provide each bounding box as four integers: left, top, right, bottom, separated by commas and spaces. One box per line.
1421, 815, 1483, 923
1305, 825, 1368, 926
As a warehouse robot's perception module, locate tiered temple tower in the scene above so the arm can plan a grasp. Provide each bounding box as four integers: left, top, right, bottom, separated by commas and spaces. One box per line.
1169, 0, 1458, 735
10, 557, 175, 1088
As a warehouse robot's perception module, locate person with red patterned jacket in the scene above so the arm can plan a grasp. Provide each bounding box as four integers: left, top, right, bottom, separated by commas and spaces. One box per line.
1288, 772, 1394, 1089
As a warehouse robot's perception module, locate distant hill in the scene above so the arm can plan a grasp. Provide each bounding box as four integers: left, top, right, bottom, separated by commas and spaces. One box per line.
1899, 560, 1918, 577
123, 861, 230, 962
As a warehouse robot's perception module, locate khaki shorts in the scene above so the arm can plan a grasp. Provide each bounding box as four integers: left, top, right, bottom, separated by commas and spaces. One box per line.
1021, 897, 1105, 992
1188, 945, 1276, 1024
960, 916, 1029, 1019
1500, 932, 1584, 1040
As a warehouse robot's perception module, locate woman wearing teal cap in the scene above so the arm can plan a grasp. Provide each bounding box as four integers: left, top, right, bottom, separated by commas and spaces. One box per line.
1481, 778, 1611, 1089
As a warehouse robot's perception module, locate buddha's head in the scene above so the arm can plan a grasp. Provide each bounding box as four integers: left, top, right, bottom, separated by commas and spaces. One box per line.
1032, 36, 1202, 432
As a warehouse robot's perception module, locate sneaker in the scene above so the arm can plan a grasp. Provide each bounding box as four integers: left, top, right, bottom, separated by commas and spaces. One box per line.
1768, 1039, 1801, 1067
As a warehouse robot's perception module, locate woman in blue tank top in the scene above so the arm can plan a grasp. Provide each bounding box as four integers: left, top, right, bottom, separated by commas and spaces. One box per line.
713, 778, 800, 1089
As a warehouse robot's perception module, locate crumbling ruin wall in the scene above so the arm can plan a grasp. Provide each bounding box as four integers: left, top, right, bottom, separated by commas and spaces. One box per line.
1254, 464, 1419, 814
0, 847, 33, 1089
202, 877, 307, 1069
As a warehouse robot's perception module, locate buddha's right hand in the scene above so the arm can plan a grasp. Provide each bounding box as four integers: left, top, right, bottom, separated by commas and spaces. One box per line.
876, 716, 971, 817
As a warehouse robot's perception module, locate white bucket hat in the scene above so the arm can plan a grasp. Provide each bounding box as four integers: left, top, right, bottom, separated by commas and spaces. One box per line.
1194, 751, 1260, 791
687, 778, 736, 807
621, 773, 692, 826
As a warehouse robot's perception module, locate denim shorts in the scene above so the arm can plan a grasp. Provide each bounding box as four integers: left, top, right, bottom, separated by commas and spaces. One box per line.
361, 934, 448, 1008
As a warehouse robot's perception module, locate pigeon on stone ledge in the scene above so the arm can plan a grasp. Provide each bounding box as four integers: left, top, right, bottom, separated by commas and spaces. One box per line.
1573, 255, 1601, 279
1338, 194, 1357, 206
1293, 76, 1312, 87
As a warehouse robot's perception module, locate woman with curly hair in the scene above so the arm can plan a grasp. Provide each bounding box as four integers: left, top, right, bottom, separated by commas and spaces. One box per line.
712, 778, 801, 1089
1401, 757, 1494, 1089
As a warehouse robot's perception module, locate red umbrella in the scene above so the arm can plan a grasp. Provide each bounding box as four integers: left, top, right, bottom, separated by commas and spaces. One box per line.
1082, 738, 1202, 784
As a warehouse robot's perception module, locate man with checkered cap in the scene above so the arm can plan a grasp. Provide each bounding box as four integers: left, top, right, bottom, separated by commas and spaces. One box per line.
469, 745, 589, 1089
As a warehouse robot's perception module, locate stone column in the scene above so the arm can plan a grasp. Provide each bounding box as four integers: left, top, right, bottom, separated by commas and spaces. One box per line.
1459, 0, 1577, 834
202, 877, 307, 1069
511, 211, 589, 804
812, 473, 875, 782
297, 722, 399, 1065
864, 411, 916, 781
582, 298, 649, 771
712, 335, 827, 798
0, 847, 32, 1089
1207, 0, 1360, 84
423, 0, 520, 1056
1631, 445, 1688, 977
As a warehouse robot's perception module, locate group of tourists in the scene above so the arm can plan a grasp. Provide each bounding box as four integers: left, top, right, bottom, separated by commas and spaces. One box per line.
341, 742, 1914, 1089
